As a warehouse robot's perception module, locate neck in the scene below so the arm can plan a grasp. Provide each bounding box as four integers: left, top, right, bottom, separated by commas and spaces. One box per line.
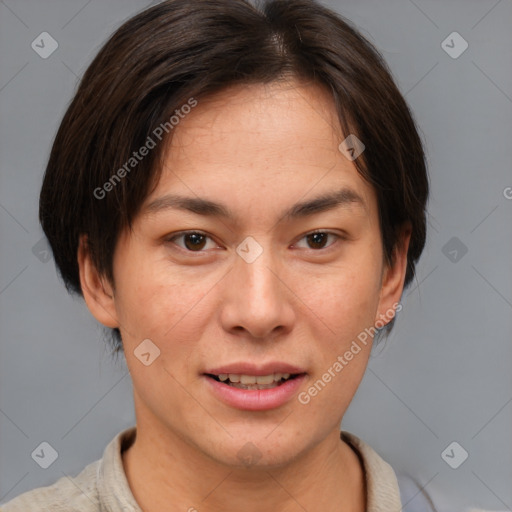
122, 421, 366, 512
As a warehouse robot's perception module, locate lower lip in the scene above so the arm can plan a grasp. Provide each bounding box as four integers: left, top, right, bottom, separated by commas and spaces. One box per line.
204, 374, 306, 411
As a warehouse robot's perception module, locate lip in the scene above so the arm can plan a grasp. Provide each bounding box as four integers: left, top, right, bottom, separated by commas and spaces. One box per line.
204, 362, 306, 376
204, 373, 307, 411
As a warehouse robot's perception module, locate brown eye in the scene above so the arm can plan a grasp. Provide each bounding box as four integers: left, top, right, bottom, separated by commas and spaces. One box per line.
293, 231, 340, 250
168, 231, 216, 252
306, 232, 329, 249
183, 233, 207, 251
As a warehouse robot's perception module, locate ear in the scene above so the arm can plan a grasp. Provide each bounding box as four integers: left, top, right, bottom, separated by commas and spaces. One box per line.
374, 222, 412, 326
77, 235, 119, 329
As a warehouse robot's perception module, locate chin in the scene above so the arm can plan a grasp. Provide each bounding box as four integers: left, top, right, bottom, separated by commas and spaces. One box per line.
205, 436, 307, 471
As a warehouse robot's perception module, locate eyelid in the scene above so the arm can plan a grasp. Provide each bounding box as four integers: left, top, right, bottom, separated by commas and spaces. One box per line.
165, 229, 346, 253
165, 230, 221, 252
292, 229, 345, 250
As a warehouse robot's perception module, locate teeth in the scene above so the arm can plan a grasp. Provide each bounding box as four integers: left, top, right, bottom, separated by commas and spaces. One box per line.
234, 373, 291, 384
214, 373, 294, 386
229, 382, 279, 390
240, 375, 257, 384
253, 374, 274, 385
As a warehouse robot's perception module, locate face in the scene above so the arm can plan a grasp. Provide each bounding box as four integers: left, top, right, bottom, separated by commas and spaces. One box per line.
80, 79, 409, 469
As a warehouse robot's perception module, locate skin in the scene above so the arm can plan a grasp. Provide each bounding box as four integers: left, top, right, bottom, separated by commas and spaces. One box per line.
78, 78, 411, 512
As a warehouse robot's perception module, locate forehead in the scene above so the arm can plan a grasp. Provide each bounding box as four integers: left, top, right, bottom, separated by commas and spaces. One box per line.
169, 79, 343, 155
143, 79, 377, 224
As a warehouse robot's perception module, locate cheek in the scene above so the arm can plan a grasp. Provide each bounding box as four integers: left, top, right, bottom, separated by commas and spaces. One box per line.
298, 336, 372, 424
113, 259, 219, 353
304, 261, 381, 342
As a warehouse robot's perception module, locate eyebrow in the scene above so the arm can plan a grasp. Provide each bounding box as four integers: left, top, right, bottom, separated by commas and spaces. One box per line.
142, 187, 366, 221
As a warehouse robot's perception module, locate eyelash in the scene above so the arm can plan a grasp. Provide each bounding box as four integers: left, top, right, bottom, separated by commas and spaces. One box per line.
166, 229, 344, 253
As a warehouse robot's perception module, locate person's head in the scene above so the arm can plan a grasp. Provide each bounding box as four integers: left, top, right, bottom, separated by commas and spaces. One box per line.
40, 0, 428, 468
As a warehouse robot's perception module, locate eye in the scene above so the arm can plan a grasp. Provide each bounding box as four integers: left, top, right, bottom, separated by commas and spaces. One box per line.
167, 231, 219, 252
293, 230, 341, 250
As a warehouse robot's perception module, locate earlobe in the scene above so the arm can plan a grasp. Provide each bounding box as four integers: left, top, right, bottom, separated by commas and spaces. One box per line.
77, 235, 119, 329
375, 223, 412, 326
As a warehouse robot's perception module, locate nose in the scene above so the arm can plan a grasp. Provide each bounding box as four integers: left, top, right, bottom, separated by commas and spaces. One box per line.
219, 243, 296, 340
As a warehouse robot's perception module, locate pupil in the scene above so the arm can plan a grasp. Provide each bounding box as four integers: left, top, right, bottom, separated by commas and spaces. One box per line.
308, 232, 327, 249
185, 233, 206, 251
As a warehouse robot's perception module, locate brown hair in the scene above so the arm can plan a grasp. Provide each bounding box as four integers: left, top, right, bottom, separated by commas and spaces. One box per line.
40, 0, 429, 351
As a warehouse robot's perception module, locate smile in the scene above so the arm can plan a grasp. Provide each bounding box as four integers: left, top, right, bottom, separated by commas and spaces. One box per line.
207, 372, 298, 390
203, 369, 307, 410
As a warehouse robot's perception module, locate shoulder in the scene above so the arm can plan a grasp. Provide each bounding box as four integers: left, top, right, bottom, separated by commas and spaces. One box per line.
1, 426, 138, 512
395, 472, 437, 512
0, 460, 100, 512
341, 430, 403, 511
340, 431, 437, 512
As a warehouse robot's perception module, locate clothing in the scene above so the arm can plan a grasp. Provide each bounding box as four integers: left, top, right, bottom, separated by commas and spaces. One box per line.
1, 427, 429, 511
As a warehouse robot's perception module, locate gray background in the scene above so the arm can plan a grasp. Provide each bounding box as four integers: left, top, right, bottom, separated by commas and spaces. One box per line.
0, 0, 511, 510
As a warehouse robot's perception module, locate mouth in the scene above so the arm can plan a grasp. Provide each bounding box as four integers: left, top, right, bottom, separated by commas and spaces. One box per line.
202, 363, 307, 410
205, 372, 304, 390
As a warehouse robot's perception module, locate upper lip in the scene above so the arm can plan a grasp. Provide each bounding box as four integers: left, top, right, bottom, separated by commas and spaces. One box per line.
204, 362, 306, 376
